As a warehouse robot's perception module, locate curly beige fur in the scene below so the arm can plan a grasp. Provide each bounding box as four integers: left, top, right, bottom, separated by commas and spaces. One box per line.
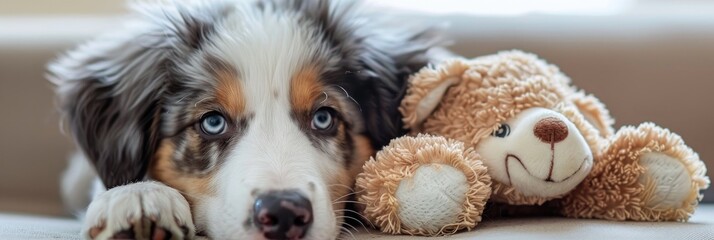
359, 50, 709, 236
356, 134, 492, 236
561, 123, 709, 221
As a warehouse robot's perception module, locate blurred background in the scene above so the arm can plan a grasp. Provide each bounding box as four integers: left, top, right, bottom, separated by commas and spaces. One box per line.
0, 0, 712, 217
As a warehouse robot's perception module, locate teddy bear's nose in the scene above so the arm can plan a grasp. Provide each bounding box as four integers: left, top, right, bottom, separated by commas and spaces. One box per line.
534, 117, 569, 143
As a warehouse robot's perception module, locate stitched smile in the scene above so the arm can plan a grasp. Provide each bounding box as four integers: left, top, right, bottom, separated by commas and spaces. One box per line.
504, 154, 588, 185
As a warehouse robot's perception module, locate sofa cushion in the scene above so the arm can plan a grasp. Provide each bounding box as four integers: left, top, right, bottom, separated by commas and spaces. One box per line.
1, 205, 712, 239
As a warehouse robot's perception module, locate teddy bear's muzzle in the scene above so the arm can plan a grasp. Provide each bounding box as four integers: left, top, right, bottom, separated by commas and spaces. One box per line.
476, 107, 594, 199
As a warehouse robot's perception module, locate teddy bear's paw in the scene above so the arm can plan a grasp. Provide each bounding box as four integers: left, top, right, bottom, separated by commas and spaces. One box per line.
638, 152, 696, 210
611, 123, 710, 217
356, 135, 491, 235
82, 181, 195, 240
394, 164, 471, 233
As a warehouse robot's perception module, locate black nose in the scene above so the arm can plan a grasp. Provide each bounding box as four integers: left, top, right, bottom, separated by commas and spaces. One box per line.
253, 190, 313, 240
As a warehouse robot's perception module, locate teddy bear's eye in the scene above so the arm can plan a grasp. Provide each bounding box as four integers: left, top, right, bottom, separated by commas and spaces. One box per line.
492, 124, 511, 138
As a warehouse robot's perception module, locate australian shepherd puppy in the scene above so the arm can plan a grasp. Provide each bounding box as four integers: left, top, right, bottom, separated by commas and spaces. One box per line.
50, 0, 441, 239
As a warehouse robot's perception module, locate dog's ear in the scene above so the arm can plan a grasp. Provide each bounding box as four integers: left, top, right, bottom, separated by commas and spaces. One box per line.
305, 0, 448, 149
354, 36, 448, 149
360, 32, 455, 149
48, 1, 230, 188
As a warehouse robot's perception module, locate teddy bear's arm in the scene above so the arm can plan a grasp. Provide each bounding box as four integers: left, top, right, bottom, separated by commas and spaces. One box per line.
356, 135, 492, 236
561, 123, 709, 221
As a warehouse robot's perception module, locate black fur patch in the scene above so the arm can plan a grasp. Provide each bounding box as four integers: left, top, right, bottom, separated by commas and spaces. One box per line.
49, 1, 231, 188
272, 0, 440, 149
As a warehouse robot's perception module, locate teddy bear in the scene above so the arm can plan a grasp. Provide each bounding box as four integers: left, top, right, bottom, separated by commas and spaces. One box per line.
355, 50, 710, 236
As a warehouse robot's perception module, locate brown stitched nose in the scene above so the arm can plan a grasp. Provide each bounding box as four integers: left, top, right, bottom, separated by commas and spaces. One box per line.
534, 117, 569, 143
253, 190, 313, 240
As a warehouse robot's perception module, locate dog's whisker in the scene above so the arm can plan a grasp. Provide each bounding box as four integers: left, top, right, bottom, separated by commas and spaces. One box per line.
332, 193, 357, 203
327, 183, 354, 190
332, 201, 365, 211
335, 215, 369, 228
332, 200, 362, 205
338, 226, 356, 240
194, 97, 214, 107
319, 91, 329, 105
341, 222, 359, 236
334, 211, 375, 230
337, 215, 372, 232
345, 224, 359, 232
331, 194, 355, 204
332, 189, 366, 203
335, 85, 362, 112
176, 95, 188, 103
336, 209, 374, 226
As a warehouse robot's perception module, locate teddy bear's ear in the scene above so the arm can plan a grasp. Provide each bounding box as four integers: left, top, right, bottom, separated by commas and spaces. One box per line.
405, 77, 460, 128
570, 91, 615, 138
400, 61, 467, 129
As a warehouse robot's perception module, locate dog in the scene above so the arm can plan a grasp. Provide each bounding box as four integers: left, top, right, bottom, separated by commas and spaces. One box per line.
49, 0, 442, 239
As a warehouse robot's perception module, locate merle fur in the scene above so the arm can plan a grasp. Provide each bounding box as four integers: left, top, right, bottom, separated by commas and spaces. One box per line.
49, 0, 441, 188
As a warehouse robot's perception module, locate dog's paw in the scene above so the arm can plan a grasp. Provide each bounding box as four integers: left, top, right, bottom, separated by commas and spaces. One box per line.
82, 181, 195, 240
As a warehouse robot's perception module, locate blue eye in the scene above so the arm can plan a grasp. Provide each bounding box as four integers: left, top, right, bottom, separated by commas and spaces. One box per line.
492, 124, 510, 138
201, 112, 226, 135
311, 108, 334, 130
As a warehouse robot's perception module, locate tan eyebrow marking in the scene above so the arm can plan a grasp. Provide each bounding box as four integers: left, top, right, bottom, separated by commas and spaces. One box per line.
290, 66, 323, 112
214, 69, 245, 118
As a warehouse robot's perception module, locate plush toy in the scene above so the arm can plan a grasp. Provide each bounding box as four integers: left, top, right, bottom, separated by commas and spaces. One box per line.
355, 50, 710, 236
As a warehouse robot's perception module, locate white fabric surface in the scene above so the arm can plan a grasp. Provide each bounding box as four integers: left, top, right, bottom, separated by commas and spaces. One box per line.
395, 164, 468, 233
0, 213, 81, 239
1, 205, 712, 239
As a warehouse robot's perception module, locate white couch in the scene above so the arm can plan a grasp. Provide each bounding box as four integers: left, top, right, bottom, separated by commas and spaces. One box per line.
1, 206, 712, 239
